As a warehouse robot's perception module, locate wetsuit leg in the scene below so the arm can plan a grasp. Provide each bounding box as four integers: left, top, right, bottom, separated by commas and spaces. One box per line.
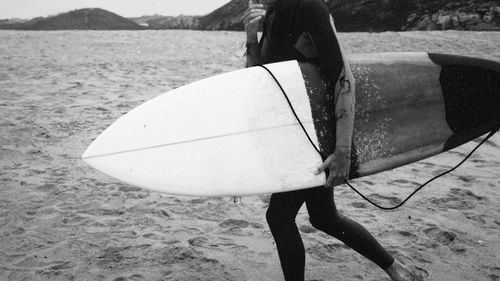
266, 189, 308, 281
305, 187, 395, 270
267, 187, 395, 281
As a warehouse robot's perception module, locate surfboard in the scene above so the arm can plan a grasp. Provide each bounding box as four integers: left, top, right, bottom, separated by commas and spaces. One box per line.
82, 52, 500, 196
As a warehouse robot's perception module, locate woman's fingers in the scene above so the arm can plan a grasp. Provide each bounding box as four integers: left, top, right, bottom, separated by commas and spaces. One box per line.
242, 0, 265, 35
242, 5, 265, 19
314, 154, 334, 175
247, 16, 262, 26
242, 13, 264, 29
326, 173, 347, 188
242, 13, 265, 26
314, 161, 328, 175
248, 3, 264, 9
242, 8, 265, 23
242, 5, 264, 15
325, 174, 335, 187
315, 155, 350, 187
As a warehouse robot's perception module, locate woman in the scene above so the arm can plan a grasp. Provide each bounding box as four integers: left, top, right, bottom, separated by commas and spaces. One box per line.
242, 0, 420, 280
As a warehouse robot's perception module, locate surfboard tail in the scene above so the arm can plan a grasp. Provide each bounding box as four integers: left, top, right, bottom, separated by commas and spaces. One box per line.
428, 53, 500, 150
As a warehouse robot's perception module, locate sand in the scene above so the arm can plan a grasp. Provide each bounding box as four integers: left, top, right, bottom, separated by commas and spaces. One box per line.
0, 30, 499, 281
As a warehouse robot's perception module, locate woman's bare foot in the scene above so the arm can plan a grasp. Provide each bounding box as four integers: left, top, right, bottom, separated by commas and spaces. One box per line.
385, 260, 423, 281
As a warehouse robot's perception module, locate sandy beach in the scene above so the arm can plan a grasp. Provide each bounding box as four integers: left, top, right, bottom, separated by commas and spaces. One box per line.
0, 30, 499, 281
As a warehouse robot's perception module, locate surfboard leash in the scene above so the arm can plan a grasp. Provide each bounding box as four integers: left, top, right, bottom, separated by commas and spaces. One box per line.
258, 64, 499, 211
344, 127, 498, 210
257, 64, 324, 158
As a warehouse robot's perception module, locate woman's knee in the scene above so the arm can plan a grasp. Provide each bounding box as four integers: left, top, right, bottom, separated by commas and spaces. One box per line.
266, 206, 282, 228
309, 215, 326, 231
266, 206, 296, 230
309, 211, 340, 232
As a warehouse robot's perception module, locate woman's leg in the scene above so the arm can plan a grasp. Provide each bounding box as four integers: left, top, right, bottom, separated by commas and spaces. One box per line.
305, 186, 395, 270
266, 189, 308, 281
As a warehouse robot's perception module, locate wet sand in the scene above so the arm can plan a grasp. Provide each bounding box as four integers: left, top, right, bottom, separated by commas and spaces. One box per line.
0, 30, 499, 281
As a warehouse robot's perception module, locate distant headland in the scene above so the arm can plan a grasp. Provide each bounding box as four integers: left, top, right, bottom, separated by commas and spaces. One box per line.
0, 8, 146, 30
0, 0, 499, 32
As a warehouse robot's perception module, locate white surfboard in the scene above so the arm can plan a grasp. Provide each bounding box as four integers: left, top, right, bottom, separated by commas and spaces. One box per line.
83, 61, 325, 196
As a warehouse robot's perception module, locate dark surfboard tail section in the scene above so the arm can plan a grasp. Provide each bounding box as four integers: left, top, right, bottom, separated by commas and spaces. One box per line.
428, 53, 500, 151
300, 52, 499, 180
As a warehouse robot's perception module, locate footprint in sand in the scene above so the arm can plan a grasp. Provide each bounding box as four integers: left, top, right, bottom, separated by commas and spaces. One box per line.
359, 180, 375, 186
49, 261, 76, 270
417, 161, 435, 168
412, 266, 430, 280
350, 275, 364, 280
350, 202, 368, 209
219, 219, 262, 236
388, 179, 421, 188
306, 243, 352, 263
112, 274, 147, 281
481, 265, 500, 281
118, 185, 142, 192
423, 226, 458, 247
456, 175, 474, 187
428, 188, 487, 210
188, 236, 219, 249
158, 245, 220, 267
97, 247, 128, 264
219, 219, 250, 229
188, 236, 249, 251
366, 193, 402, 207
463, 211, 499, 230
397, 230, 419, 241
448, 150, 468, 157
143, 233, 162, 240
299, 224, 317, 234
11, 227, 26, 235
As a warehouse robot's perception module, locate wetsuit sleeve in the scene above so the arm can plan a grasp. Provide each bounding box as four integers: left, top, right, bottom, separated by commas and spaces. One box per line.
298, 0, 343, 81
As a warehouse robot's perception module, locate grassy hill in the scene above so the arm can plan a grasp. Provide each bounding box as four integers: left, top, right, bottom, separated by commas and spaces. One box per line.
0, 8, 146, 30
197, 0, 247, 30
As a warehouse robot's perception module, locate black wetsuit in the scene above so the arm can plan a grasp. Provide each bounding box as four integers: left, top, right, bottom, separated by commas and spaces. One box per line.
255, 0, 395, 280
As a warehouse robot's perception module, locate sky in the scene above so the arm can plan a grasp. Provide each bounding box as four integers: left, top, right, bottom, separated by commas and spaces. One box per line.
0, 0, 233, 19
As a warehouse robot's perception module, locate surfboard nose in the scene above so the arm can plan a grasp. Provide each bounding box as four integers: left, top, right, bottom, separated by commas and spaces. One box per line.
82, 131, 114, 161
81, 131, 107, 160
81, 142, 95, 160
428, 53, 500, 149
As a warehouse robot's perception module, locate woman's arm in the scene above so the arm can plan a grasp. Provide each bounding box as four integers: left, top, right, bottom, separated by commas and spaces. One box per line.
245, 41, 262, 67
333, 75, 355, 149
242, 0, 265, 67
302, 0, 355, 186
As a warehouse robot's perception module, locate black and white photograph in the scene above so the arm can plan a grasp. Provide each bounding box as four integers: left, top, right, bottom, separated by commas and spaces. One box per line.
1, 0, 499, 280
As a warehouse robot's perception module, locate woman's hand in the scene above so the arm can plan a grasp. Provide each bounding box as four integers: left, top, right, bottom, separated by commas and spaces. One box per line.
314, 147, 351, 188
241, 0, 266, 42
